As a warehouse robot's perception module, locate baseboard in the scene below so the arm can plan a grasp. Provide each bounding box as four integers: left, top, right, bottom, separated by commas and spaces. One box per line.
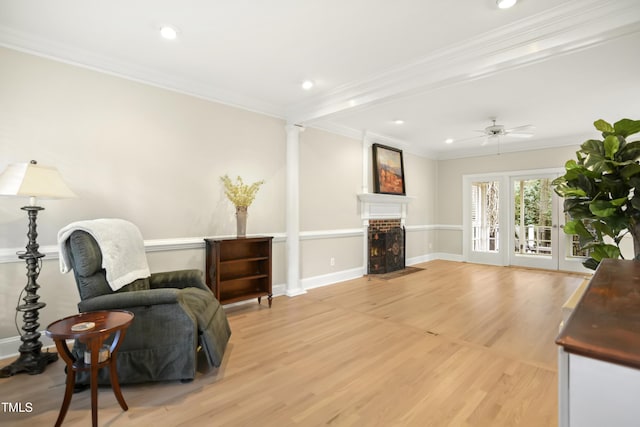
431, 252, 464, 262
301, 267, 365, 291
0, 334, 57, 361
406, 254, 436, 265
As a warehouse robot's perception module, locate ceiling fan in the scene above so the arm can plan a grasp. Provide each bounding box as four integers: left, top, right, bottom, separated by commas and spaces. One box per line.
452, 119, 535, 145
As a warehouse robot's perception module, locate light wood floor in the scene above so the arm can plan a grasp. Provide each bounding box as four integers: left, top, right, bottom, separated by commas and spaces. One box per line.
0, 260, 585, 426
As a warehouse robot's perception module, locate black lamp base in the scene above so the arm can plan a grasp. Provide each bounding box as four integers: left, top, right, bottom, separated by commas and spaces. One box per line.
0, 350, 58, 378
0, 204, 58, 378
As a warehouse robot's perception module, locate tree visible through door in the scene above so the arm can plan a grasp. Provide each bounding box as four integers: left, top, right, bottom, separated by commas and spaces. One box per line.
514, 178, 553, 256
471, 181, 499, 252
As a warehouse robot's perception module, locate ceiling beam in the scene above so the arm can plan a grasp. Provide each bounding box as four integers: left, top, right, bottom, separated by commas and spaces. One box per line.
287, 0, 640, 126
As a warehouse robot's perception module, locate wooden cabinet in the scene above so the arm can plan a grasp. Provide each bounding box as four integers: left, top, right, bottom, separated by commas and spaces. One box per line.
556, 259, 640, 426
204, 236, 273, 307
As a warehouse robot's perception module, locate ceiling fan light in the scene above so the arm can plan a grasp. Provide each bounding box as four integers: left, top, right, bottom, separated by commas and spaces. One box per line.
497, 0, 517, 9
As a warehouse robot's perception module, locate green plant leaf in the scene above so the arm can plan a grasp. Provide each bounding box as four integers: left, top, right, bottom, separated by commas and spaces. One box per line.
565, 159, 579, 170
582, 258, 600, 270
604, 135, 620, 159
581, 139, 605, 157
584, 153, 613, 174
621, 163, 640, 180
576, 174, 597, 195
630, 176, 640, 189
563, 164, 599, 180
607, 214, 632, 235
590, 200, 619, 217
567, 206, 594, 220
591, 220, 615, 239
607, 197, 628, 207
631, 195, 640, 211
594, 119, 614, 134
619, 141, 640, 161
591, 244, 621, 262
563, 198, 587, 211
601, 176, 627, 198
564, 219, 592, 239
614, 119, 640, 138
558, 187, 587, 198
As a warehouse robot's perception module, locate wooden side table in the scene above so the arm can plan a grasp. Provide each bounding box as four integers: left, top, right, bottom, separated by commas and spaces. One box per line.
45, 310, 134, 427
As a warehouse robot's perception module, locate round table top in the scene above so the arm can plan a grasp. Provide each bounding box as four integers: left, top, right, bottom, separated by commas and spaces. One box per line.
45, 310, 134, 340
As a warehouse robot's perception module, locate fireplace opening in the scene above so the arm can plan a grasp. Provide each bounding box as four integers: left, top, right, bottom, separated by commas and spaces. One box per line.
368, 219, 405, 274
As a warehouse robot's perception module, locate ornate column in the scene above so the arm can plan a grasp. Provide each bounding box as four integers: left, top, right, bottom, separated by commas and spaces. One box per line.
285, 124, 306, 296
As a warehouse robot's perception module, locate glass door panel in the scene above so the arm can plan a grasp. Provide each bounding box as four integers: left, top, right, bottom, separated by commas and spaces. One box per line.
510, 176, 556, 269
466, 178, 506, 266
513, 178, 553, 252
472, 180, 499, 253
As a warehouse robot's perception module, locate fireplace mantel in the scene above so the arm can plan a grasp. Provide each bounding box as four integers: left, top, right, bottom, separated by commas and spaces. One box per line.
357, 193, 414, 224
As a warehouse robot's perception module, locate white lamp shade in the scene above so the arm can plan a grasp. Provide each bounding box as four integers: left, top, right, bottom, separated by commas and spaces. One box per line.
0, 161, 77, 199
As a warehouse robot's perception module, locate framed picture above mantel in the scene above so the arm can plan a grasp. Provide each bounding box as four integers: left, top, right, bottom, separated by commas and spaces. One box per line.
372, 143, 406, 195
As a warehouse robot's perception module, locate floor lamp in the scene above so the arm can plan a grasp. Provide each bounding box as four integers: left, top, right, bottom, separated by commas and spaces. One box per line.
0, 160, 76, 377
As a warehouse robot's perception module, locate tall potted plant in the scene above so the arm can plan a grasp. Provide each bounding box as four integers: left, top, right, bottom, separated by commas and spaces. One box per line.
552, 118, 640, 270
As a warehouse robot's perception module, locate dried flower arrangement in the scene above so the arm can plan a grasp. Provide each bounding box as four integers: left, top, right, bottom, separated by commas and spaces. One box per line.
220, 175, 265, 209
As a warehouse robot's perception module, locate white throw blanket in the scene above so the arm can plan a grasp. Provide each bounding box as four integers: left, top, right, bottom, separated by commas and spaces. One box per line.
58, 218, 151, 291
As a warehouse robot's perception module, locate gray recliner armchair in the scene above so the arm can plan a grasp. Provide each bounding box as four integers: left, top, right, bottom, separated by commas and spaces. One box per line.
59, 220, 231, 386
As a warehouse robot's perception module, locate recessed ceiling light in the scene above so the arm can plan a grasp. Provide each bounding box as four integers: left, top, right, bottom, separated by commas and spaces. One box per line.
496, 0, 517, 9
394, 119, 405, 125
445, 138, 454, 144
302, 80, 314, 90
160, 26, 178, 40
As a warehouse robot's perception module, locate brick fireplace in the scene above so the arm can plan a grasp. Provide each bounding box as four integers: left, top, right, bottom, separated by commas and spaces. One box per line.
368, 219, 405, 274
358, 192, 413, 275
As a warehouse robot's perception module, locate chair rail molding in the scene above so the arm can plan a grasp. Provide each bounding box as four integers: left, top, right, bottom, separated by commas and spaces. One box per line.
0, 226, 461, 264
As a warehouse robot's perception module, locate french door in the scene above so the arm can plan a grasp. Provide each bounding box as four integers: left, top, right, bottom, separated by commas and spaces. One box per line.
464, 177, 506, 266
463, 171, 589, 273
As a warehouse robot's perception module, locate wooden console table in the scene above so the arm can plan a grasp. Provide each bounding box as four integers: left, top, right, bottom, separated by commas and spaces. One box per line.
45, 310, 134, 427
556, 259, 640, 427
204, 236, 273, 307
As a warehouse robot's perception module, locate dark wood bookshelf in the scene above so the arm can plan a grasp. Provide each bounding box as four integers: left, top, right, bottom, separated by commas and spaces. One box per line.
204, 236, 273, 307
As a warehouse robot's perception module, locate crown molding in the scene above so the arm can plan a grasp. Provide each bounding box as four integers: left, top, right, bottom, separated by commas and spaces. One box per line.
306, 120, 363, 141
288, 0, 640, 125
0, 26, 285, 119
364, 131, 437, 159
